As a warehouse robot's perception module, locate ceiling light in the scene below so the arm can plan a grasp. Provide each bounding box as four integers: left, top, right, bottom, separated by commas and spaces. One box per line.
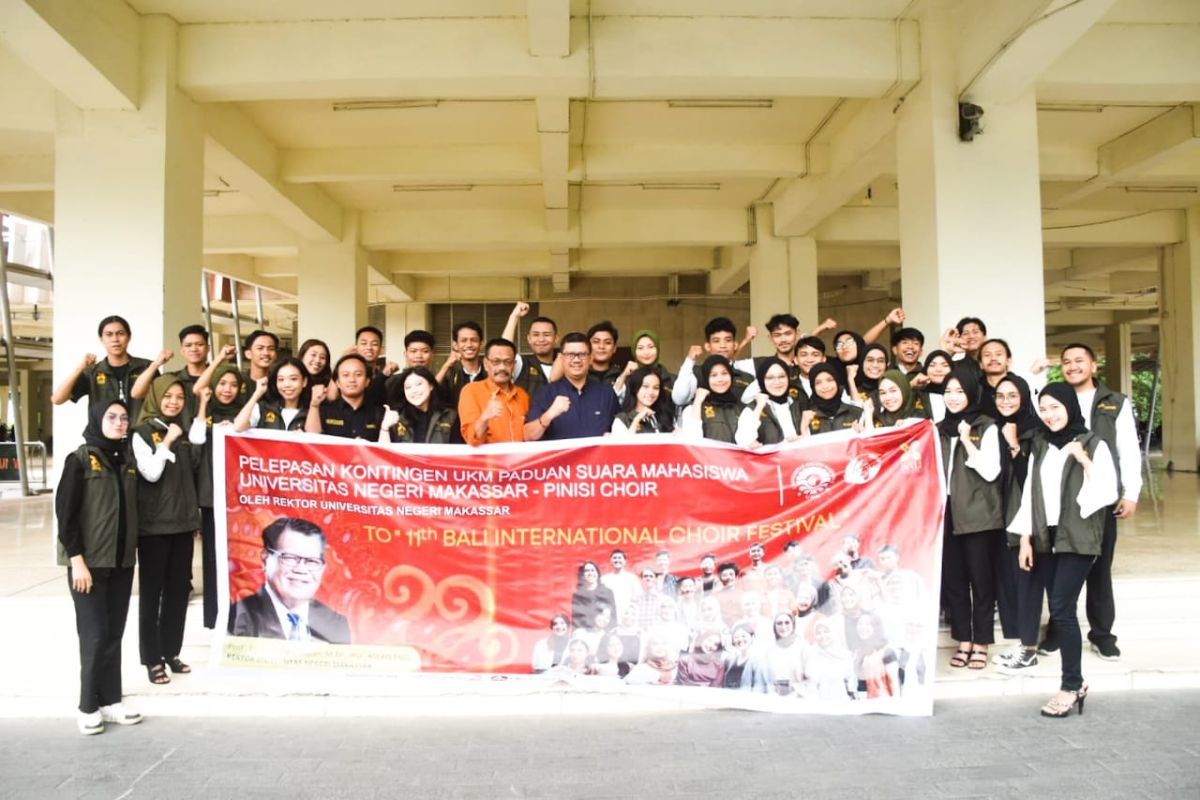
640, 182, 721, 191
1123, 186, 1198, 194
1036, 104, 1105, 113
667, 99, 773, 109
333, 100, 439, 112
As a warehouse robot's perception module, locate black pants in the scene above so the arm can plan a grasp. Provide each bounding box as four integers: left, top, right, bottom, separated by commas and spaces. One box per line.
1045, 550, 1097, 692
1014, 548, 1050, 647
994, 535, 1021, 640
1085, 509, 1118, 647
201, 507, 217, 629
138, 531, 194, 666
69, 565, 134, 713
941, 515, 998, 644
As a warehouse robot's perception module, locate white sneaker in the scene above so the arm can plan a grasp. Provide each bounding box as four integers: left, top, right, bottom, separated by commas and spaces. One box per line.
77, 710, 104, 735
992, 647, 1019, 666
98, 702, 143, 726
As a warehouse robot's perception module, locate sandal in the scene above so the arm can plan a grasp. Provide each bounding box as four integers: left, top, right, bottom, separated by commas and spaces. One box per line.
968, 649, 988, 670
166, 657, 191, 674
949, 647, 971, 668
1040, 687, 1086, 717
147, 663, 170, 685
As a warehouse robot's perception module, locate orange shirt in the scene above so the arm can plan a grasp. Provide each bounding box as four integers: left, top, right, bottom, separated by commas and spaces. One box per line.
458, 378, 530, 445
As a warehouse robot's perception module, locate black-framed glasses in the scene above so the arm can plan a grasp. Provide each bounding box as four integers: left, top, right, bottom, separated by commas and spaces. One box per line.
268, 549, 325, 571
562, 352, 589, 361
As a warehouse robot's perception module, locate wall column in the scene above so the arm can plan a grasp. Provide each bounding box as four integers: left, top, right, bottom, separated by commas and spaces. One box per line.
1161, 209, 1200, 472
384, 302, 431, 362
296, 211, 367, 352
896, 9, 1046, 369
1103, 322, 1133, 399
53, 16, 203, 453
749, 205, 818, 357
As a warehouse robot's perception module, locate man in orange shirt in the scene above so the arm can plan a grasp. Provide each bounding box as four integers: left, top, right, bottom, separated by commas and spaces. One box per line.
458, 338, 530, 445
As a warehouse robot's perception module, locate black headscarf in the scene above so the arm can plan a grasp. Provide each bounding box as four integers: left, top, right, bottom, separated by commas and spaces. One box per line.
755, 357, 792, 405
834, 330, 865, 368
856, 343, 889, 397
995, 374, 1039, 438
699, 355, 739, 407
83, 399, 130, 465
938, 366, 984, 438
807, 362, 845, 416
1038, 381, 1089, 449
922, 350, 953, 395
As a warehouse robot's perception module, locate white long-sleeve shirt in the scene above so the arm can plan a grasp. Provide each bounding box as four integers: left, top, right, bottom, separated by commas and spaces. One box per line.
1074, 387, 1142, 502
132, 418, 206, 482
735, 401, 798, 447
1007, 440, 1118, 536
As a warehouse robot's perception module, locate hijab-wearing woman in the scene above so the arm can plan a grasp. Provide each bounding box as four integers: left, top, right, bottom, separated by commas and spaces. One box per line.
800, 616, 856, 702
918, 350, 954, 423
379, 367, 462, 444
992, 374, 1039, 652
531, 614, 572, 673
234, 357, 309, 433
193, 363, 243, 630
736, 357, 807, 447
56, 400, 143, 734
938, 367, 1004, 671
1008, 382, 1117, 717
801, 363, 863, 436
849, 343, 889, 404
868, 369, 922, 429
624, 631, 679, 685
613, 365, 675, 435
614, 329, 675, 402
683, 355, 746, 443
132, 375, 205, 686
675, 629, 728, 688
297, 338, 332, 391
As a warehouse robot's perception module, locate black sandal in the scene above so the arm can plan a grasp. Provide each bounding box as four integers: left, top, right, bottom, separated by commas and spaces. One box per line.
166, 657, 191, 674
147, 663, 170, 685
949, 648, 971, 668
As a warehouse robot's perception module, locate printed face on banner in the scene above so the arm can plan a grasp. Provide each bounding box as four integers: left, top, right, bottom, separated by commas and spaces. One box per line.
220, 422, 945, 715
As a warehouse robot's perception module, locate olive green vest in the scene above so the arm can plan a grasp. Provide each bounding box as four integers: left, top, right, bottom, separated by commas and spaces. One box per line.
1027, 432, 1107, 556
1085, 383, 1127, 498
389, 406, 459, 443
755, 401, 805, 445
941, 417, 1005, 534
134, 424, 201, 535
700, 402, 743, 444
56, 444, 139, 568
808, 403, 860, 435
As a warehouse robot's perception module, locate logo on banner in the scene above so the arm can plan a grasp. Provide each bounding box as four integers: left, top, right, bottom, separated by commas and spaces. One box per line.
844, 454, 883, 485
790, 463, 835, 497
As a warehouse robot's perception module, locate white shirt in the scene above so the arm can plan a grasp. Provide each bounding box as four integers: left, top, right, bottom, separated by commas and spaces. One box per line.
735, 400, 797, 447
945, 425, 1002, 486
1008, 440, 1118, 536
132, 417, 206, 481
249, 404, 302, 429
601, 571, 642, 623
265, 580, 311, 641
1074, 386, 1142, 502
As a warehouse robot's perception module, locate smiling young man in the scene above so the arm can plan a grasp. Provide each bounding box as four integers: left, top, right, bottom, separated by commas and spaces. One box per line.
306, 354, 383, 439
1037, 343, 1141, 662
437, 321, 486, 407
227, 517, 351, 644
52, 316, 155, 412
500, 301, 559, 398
586, 320, 624, 386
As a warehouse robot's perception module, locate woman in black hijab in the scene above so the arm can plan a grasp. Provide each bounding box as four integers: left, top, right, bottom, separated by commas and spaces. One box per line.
801, 363, 863, 436
939, 367, 1005, 670
737, 357, 806, 447
992, 373, 1039, 650
1007, 381, 1118, 716
56, 400, 143, 734
917, 350, 954, 422
850, 343, 889, 403
684, 355, 745, 443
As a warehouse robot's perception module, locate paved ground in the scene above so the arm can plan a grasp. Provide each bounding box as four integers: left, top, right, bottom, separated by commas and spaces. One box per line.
2, 690, 1198, 800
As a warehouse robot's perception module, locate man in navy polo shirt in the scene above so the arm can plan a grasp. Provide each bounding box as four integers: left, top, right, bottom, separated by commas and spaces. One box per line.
524, 332, 619, 441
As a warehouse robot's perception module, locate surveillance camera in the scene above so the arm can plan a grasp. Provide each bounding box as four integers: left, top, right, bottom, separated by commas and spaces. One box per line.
958, 102, 984, 142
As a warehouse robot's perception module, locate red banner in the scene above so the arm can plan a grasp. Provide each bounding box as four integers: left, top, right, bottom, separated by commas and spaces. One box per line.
214, 422, 944, 715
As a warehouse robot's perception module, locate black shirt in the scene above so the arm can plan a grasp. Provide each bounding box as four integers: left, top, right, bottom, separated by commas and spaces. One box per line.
317, 396, 384, 440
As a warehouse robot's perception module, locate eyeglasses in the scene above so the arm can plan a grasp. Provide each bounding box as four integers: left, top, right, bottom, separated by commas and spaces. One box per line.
487, 358, 515, 367
268, 549, 325, 571
562, 352, 589, 361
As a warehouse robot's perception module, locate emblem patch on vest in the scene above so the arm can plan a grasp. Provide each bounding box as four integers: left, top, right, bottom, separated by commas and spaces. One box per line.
96, 373, 107, 385
151, 432, 163, 446
395, 423, 407, 437
88, 454, 103, 472
265, 411, 277, 424
703, 405, 715, 419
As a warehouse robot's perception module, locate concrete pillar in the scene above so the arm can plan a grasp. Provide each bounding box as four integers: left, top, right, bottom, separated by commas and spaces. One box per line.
296, 212, 368, 352
1161, 209, 1200, 472
749, 205, 818, 357
53, 16, 203, 453
896, 9, 1046, 370
383, 302, 431, 361
1103, 322, 1133, 399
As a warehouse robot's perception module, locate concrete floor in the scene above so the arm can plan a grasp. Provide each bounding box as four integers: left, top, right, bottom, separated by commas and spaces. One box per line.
1, 464, 1198, 719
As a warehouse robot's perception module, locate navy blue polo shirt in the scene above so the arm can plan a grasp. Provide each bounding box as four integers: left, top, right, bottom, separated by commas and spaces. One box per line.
527, 378, 619, 440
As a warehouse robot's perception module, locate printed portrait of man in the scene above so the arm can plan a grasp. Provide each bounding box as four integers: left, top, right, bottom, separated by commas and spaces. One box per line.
227, 516, 352, 644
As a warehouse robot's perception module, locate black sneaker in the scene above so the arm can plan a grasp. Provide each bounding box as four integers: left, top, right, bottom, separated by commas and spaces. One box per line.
1036, 639, 1059, 656
998, 649, 1038, 673
1091, 640, 1121, 661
